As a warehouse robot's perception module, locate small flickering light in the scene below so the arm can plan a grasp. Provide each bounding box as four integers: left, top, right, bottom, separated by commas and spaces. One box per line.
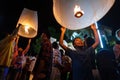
74, 5, 84, 18
24, 25, 30, 34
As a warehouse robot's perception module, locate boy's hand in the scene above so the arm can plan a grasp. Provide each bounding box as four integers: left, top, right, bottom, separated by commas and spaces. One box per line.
91, 23, 97, 30
61, 26, 66, 33
28, 39, 31, 43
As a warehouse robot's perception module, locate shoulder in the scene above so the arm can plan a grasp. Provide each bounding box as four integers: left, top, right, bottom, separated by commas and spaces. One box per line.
66, 47, 75, 52
86, 47, 94, 53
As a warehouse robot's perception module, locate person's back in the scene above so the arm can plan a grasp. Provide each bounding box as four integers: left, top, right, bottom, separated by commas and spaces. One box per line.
50, 41, 62, 80
96, 49, 119, 80
61, 50, 72, 80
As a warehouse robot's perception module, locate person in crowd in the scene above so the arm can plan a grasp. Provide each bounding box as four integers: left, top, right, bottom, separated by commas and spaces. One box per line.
33, 33, 53, 80
59, 23, 99, 80
96, 49, 119, 80
113, 28, 120, 74
113, 40, 120, 61
60, 49, 72, 80
84, 36, 97, 79
50, 41, 62, 80
9, 38, 31, 80
25, 54, 37, 80
20, 56, 32, 80
113, 40, 120, 73
0, 24, 20, 80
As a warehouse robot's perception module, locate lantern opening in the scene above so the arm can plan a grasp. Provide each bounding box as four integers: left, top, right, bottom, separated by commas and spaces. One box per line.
18, 23, 37, 38
74, 5, 84, 18
24, 25, 30, 34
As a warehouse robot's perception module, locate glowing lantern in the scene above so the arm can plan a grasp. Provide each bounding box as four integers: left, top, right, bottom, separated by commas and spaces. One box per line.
115, 28, 120, 41
53, 0, 115, 30
17, 8, 38, 38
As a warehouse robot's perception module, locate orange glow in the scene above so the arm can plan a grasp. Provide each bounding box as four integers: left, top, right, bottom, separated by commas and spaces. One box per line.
24, 25, 30, 34
74, 5, 84, 18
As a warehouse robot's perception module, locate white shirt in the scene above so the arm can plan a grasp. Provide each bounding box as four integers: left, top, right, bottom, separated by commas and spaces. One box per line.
28, 56, 37, 72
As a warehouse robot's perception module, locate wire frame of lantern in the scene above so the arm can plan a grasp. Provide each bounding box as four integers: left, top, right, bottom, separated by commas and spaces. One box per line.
115, 28, 120, 41
17, 8, 38, 38
53, 0, 115, 30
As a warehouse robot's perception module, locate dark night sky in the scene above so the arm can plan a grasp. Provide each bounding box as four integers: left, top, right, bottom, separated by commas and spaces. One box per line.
98, 0, 120, 31
0, 0, 120, 37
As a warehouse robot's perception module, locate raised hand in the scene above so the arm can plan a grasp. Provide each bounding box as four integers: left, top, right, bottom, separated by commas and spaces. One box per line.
61, 26, 66, 33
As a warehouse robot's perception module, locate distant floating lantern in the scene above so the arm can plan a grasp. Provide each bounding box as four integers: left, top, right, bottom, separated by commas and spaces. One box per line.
53, 0, 115, 30
115, 28, 120, 41
17, 8, 38, 38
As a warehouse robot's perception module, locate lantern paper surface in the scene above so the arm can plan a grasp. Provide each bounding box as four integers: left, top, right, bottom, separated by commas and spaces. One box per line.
17, 8, 38, 38
53, 0, 115, 30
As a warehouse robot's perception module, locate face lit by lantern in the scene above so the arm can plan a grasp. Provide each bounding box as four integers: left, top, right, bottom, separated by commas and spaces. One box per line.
17, 8, 38, 38
53, 0, 115, 30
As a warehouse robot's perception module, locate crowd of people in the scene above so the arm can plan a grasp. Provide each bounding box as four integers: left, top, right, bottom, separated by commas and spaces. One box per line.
0, 23, 120, 80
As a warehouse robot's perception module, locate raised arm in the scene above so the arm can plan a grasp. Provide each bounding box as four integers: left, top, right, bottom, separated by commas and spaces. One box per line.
10, 24, 21, 39
59, 26, 68, 50
22, 39, 31, 55
91, 23, 99, 49
14, 35, 19, 52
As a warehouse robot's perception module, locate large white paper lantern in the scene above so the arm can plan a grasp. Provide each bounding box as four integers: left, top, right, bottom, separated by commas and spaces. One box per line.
17, 8, 38, 38
53, 0, 115, 30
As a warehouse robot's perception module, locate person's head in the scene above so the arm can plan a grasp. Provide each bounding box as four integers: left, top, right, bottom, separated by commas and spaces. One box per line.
72, 37, 84, 48
52, 41, 59, 49
85, 37, 95, 48
60, 49, 64, 56
18, 47, 23, 56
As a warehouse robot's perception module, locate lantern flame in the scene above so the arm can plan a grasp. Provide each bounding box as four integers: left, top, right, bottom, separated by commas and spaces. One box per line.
24, 25, 30, 34
74, 5, 84, 18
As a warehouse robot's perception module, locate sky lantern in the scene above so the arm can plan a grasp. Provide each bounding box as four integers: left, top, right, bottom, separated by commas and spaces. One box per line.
53, 0, 115, 30
116, 28, 120, 41
17, 8, 38, 38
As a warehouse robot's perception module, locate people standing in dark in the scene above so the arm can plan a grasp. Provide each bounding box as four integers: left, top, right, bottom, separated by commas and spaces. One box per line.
20, 57, 33, 80
84, 37, 96, 69
113, 29, 120, 74
60, 49, 72, 80
9, 38, 31, 80
25, 54, 37, 80
113, 40, 120, 63
50, 41, 62, 80
96, 49, 119, 80
59, 23, 99, 80
113, 40, 120, 74
0, 24, 20, 80
33, 33, 53, 80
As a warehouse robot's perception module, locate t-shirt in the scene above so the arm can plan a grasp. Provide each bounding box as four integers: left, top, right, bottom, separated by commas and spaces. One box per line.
66, 47, 94, 80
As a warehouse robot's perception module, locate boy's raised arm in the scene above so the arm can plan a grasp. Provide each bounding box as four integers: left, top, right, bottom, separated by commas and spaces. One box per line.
91, 23, 100, 49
